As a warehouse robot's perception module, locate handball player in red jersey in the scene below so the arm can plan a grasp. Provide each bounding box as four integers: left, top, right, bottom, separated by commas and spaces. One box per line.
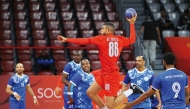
57, 14, 144, 109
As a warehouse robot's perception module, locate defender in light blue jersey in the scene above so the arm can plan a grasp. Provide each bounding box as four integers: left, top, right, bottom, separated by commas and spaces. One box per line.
122, 56, 161, 109
67, 59, 94, 109
6, 63, 39, 109
124, 52, 189, 109
54, 50, 82, 109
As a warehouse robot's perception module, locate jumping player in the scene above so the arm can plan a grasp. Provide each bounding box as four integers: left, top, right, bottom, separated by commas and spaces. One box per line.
57, 15, 144, 109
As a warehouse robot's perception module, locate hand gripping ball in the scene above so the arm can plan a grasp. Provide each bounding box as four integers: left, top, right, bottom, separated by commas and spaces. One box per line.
125, 8, 137, 19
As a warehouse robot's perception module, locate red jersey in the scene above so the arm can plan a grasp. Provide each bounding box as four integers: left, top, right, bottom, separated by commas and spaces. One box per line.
67, 24, 136, 73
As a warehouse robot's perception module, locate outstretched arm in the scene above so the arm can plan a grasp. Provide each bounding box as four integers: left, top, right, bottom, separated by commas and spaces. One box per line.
124, 87, 155, 109
57, 35, 91, 45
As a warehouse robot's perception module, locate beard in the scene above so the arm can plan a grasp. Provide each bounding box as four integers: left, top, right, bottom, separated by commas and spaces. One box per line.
136, 64, 140, 68
17, 71, 23, 74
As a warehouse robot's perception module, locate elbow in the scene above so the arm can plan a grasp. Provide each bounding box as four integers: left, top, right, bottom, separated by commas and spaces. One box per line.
131, 40, 135, 44
130, 40, 136, 45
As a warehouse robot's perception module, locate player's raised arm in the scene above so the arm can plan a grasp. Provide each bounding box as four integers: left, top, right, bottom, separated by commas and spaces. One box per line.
126, 14, 137, 45
57, 35, 90, 45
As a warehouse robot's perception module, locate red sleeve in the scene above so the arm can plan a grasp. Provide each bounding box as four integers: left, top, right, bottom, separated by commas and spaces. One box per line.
56, 76, 62, 88
88, 36, 103, 46
123, 24, 136, 46
66, 38, 91, 45
66, 36, 103, 46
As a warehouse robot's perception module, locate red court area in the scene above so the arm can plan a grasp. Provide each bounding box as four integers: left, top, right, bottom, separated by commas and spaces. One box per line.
0, 75, 127, 109
165, 37, 190, 75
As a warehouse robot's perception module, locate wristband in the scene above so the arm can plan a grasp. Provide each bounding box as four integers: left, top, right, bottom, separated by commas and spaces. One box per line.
68, 92, 73, 95
13, 92, 17, 95
33, 96, 36, 99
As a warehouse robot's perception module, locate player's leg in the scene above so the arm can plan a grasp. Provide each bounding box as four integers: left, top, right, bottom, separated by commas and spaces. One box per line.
103, 71, 123, 109
86, 73, 106, 108
86, 81, 105, 108
104, 71, 135, 109
9, 100, 19, 109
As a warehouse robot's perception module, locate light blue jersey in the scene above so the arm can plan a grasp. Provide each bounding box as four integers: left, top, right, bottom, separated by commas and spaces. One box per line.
70, 69, 94, 109
63, 61, 81, 109
152, 68, 188, 109
7, 73, 30, 101
63, 61, 81, 93
123, 68, 154, 108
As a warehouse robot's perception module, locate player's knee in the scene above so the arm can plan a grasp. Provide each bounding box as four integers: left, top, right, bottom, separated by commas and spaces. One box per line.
86, 89, 91, 97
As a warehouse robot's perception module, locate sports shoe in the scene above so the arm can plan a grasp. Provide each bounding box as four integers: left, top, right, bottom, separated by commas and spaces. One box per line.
130, 83, 145, 94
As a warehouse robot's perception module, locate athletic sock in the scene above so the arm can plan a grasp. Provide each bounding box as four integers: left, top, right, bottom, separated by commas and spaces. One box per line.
123, 89, 133, 98
100, 106, 108, 109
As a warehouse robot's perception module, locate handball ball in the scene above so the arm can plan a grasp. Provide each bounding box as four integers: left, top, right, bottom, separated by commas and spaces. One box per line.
125, 8, 137, 19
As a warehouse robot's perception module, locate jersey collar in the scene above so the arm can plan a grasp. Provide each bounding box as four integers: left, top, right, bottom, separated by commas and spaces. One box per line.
135, 67, 147, 73
72, 60, 81, 66
16, 73, 24, 78
166, 68, 176, 71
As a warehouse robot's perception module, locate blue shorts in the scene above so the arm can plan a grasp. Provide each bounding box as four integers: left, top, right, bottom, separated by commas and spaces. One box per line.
63, 93, 74, 109
9, 99, 26, 109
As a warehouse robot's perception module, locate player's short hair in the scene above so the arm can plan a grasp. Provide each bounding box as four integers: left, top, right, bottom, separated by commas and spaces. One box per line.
81, 58, 90, 65
141, 56, 145, 61
72, 50, 82, 55
163, 52, 176, 65
103, 22, 115, 32
16, 63, 24, 69
136, 56, 145, 61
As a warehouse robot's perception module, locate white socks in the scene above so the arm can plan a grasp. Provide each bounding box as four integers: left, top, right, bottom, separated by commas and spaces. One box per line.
123, 89, 133, 98
99, 89, 133, 109
100, 106, 108, 109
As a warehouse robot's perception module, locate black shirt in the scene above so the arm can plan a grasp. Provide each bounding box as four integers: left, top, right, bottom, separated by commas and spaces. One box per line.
156, 17, 173, 30
142, 21, 158, 40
